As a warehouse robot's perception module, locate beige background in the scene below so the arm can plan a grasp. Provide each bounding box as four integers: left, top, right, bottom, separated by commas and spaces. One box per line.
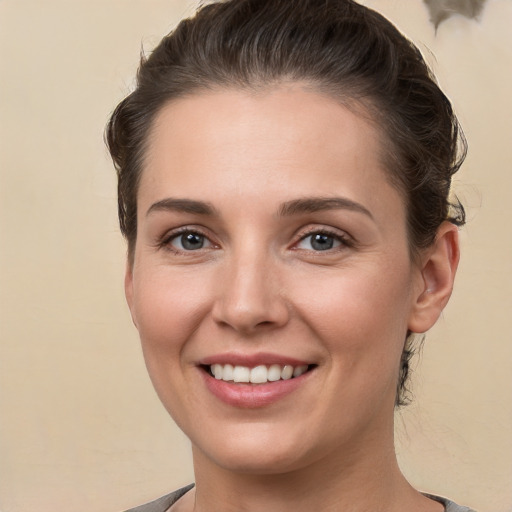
1, 0, 511, 511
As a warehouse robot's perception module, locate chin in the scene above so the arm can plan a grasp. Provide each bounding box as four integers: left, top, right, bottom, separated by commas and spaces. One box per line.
202, 448, 311, 476
189, 422, 333, 476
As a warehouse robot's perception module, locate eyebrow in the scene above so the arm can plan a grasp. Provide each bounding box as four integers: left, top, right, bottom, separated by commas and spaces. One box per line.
146, 198, 218, 217
146, 196, 373, 220
278, 197, 373, 219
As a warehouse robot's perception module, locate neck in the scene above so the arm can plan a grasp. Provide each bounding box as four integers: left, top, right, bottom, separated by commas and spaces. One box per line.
189, 423, 425, 512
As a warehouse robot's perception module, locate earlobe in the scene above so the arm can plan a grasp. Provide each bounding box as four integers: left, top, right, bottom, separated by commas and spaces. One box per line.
124, 260, 138, 329
408, 222, 460, 334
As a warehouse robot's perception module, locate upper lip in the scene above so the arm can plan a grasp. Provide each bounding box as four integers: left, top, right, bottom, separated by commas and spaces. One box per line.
198, 352, 313, 367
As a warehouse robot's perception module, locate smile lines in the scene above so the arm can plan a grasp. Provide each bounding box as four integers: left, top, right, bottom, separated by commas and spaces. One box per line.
209, 364, 310, 384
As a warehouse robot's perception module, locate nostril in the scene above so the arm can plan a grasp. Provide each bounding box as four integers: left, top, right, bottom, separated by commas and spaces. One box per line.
256, 320, 273, 327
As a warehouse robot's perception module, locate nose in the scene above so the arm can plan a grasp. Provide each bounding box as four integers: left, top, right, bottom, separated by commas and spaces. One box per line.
211, 250, 290, 335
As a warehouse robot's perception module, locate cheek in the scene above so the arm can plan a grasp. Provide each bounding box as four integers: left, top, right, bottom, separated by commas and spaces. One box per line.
291, 261, 414, 370
130, 268, 213, 373
129, 269, 215, 423
299, 263, 411, 328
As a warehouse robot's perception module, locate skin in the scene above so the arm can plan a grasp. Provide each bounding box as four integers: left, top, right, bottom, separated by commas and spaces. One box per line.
125, 85, 459, 512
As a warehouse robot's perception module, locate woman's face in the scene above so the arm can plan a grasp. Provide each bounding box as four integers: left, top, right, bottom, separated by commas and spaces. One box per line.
126, 85, 428, 474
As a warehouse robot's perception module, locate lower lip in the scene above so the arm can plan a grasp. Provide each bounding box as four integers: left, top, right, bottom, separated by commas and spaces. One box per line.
201, 369, 313, 408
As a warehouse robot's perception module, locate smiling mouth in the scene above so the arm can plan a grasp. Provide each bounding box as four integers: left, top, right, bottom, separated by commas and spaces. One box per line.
204, 364, 316, 384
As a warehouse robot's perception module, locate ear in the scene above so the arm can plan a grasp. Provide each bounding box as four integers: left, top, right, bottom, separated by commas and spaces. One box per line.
124, 260, 138, 329
408, 222, 460, 334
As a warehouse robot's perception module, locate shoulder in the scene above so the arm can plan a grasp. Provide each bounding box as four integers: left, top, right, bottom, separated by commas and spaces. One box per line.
123, 484, 195, 512
424, 493, 477, 512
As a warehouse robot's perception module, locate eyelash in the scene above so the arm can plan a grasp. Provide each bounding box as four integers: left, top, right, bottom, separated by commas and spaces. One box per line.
294, 227, 353, 252
157, 226, 353, 255
158, 227, 214, 255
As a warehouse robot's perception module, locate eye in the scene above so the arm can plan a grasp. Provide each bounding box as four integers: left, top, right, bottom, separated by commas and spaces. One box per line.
169, 231, 212, 251
296, 231, 346, 251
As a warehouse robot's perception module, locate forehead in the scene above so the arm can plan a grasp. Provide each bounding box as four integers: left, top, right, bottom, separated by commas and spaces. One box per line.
139, 85, 404, 221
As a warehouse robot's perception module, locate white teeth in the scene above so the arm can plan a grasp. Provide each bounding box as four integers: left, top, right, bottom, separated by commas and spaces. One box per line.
250, 365, 268, 384
233, 365, 250, 383
281, 365, 293, 380
209, 363, 310, 383
212, 364, 223, 380
293, 365, 308, 377
223, 364, 234, 381
267, 364, 282, 382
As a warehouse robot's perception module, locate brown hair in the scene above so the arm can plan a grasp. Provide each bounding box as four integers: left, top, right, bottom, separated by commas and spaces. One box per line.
105, 0, 466, 406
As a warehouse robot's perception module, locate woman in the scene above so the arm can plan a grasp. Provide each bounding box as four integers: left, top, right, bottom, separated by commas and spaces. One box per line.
106, 0, 474, 510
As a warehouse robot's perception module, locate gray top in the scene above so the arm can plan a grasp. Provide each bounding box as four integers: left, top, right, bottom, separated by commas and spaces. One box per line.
123, 484, 476, 512
124, 484, 194, 512
425, 493, 477, 512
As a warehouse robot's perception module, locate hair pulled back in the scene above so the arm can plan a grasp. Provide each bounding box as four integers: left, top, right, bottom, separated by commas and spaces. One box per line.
106, 0, 466, 406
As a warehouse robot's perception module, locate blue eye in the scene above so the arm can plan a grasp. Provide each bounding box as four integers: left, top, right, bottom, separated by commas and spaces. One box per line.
297, 232, 343, 251
170, 231, 211, 251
